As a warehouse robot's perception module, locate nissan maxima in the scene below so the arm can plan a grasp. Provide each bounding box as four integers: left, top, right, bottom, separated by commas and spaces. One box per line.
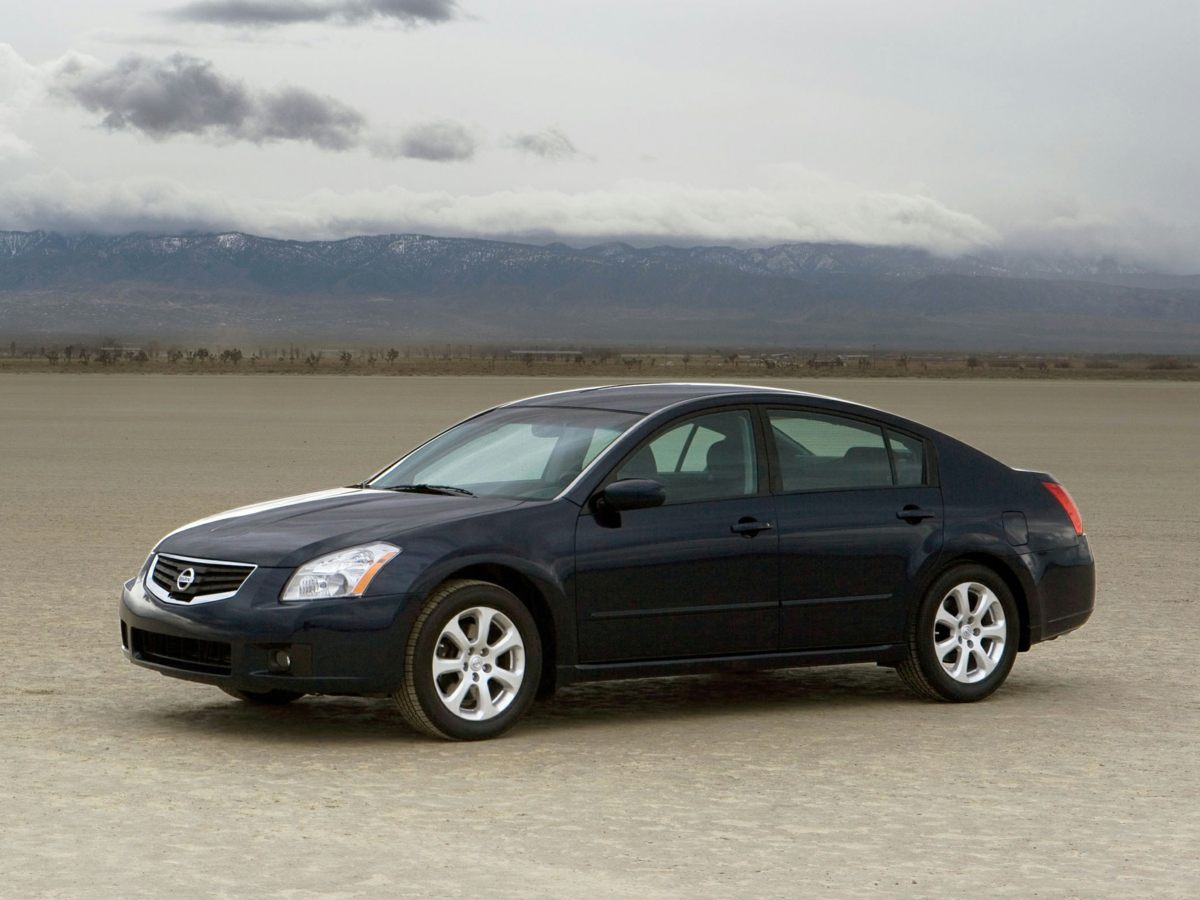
119, 383, 1095, 740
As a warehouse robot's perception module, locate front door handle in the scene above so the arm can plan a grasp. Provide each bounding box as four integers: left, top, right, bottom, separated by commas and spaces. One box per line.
731, 518, 773, 536
896, 505, 936, 523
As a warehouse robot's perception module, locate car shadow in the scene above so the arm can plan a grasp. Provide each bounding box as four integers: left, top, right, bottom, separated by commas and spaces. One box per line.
524, 665, 914, 734
135, 664, 929, 744
145, 693, 424, 743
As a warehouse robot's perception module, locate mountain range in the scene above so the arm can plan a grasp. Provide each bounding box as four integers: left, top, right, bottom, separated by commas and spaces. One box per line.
2, 230, 1198, 351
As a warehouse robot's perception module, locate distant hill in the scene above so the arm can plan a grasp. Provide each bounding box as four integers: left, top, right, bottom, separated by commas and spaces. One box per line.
1, 230, 1197, 350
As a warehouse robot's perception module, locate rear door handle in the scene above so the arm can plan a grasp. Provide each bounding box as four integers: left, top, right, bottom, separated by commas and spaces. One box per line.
896, 506, 936, 523
731, 518, 773, 535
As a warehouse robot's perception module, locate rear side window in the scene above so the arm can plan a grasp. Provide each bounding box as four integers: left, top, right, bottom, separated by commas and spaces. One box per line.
768, 409, 928, 491
885, 429, 927, 486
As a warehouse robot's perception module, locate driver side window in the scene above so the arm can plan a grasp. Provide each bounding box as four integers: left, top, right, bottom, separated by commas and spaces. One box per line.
615, 410, 758, 504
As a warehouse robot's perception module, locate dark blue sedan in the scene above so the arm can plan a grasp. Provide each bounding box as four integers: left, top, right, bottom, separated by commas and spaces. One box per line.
119, 383, 1094, 739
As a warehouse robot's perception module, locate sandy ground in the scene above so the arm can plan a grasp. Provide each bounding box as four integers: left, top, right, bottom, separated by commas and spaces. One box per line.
1, 374, 1197, 898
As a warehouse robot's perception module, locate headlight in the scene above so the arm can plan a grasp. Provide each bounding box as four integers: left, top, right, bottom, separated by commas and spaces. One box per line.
280, 542, 400, 601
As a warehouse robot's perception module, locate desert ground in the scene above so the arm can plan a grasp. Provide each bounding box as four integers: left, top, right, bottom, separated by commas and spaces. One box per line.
1, 374, 1197, 898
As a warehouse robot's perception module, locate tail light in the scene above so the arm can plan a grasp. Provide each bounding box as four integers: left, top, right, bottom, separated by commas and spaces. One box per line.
1042, 482, 1083, 536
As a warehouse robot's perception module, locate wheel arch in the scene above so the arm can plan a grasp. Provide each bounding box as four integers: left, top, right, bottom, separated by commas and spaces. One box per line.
434, 562, 560, 698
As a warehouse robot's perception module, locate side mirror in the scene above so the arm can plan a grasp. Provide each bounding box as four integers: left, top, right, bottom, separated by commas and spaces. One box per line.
595, 478, 666, 513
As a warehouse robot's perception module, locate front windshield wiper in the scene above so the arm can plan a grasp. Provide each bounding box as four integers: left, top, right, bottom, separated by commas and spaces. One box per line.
374, 483, 477, 497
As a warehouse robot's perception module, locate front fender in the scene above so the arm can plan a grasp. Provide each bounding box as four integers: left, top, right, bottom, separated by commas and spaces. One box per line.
362, 501, 579, 661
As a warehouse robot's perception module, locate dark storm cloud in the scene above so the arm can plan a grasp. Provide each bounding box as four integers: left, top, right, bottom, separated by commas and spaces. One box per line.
52, 53, 473, 158
510, 127, 579, 160
167, 1, 329, 25
343, 0, 458, 23
249, 86, 364, 150
54, 53, 257, 139
166, 0, 459, 28
53, 53, 478, 160
373, 120, 478, 161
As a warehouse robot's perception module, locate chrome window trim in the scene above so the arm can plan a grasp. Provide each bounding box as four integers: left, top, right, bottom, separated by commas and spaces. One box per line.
145, 552, 258, 606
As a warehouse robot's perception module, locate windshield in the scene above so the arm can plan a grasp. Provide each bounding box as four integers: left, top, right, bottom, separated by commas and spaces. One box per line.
369, 406, 643, 500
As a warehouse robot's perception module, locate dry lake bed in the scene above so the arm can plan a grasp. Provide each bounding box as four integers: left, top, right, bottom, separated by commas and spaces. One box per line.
2, 374, 1198, 898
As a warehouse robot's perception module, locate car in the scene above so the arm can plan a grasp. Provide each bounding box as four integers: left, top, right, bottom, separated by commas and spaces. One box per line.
119, 383, 1095, 739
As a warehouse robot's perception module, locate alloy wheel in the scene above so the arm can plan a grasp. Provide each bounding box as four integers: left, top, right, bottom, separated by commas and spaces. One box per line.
932, 582, 1007, 684
431, 605, 526, 721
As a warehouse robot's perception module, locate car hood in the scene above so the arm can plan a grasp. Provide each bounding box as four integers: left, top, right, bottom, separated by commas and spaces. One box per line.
155, 487, 527, 567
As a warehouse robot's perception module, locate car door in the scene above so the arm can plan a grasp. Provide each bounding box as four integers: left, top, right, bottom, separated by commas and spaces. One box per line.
765, 407, 943, 650
574, 408, 779, 663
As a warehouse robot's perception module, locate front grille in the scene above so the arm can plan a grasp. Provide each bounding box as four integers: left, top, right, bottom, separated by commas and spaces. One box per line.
131, 627, 232, 675
150, 554, 254, 603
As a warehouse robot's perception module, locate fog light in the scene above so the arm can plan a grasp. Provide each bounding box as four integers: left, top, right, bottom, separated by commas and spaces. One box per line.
269, 649, 292, 672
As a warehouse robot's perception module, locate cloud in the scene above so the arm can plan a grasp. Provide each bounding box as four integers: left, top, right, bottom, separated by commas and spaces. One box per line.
1, 171, 243, 235
48, 52, 478, 159
510, 127, 579, 160
996, 213, 1198, 273
10, 169, 1193, 269
373, 120, 477, 161
0, 43, 44, 160
52, 53, 366, 150
165, 0, 459, 28
249, 86, 364, 149
0, 170, 1002, 259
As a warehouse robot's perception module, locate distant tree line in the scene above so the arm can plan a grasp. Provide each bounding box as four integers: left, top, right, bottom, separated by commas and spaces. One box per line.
2, 339, 1197, 375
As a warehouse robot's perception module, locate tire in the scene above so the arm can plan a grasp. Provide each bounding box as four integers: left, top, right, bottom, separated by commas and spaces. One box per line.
898, 564, 1019, 702
220, 687, 305, 705
394, 579, 542, 741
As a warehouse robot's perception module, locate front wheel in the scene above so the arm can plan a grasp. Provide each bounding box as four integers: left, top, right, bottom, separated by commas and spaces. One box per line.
898, 565, 1018, 702
394, 579, 542, 740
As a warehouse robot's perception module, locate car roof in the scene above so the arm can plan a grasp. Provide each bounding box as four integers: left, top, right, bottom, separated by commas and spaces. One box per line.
504, 382, 839, 414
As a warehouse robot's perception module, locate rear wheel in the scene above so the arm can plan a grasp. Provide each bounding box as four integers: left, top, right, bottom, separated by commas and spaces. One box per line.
220, 687, 305, 705
898, 564, 1018, 702
394, 579, 542, 741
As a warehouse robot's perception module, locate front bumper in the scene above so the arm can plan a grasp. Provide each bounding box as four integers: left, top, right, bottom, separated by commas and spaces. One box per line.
119, 569, 419, 695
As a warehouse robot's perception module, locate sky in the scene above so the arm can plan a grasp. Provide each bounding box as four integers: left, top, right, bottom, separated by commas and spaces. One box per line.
1, 0, 1197, 270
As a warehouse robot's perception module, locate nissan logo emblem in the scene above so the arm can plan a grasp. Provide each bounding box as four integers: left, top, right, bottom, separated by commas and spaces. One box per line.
176, 568, 196, 591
